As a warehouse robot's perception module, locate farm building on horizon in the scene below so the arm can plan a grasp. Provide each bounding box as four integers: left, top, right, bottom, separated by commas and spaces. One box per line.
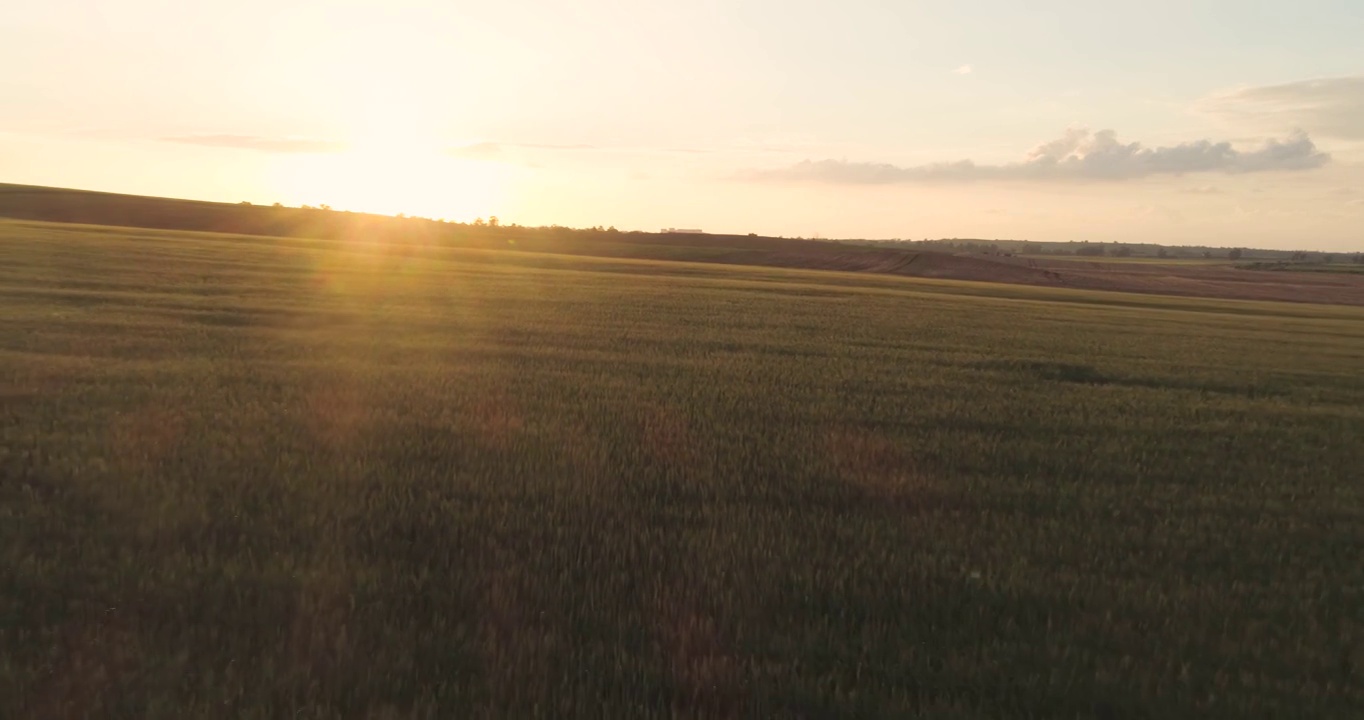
661, 228, 705, 234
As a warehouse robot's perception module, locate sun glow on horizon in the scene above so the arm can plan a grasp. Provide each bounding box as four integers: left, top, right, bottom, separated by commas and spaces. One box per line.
250, 3, 522, 221
266, 105, 512, 221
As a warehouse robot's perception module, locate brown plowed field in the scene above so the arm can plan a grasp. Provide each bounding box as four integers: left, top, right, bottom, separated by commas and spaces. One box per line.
1023, 256, 1364, 305
667, 245, 1364, 305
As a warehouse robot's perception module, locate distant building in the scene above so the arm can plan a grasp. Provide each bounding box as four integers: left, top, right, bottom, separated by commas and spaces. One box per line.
661, 228, 704, 234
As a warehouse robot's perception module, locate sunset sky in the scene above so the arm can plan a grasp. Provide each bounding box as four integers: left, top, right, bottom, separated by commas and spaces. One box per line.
3, 0, 1362, 249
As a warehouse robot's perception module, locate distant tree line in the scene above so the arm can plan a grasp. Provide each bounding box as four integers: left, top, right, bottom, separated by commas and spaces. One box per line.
21, 187, 1362, 264
856, 237, 1362, 263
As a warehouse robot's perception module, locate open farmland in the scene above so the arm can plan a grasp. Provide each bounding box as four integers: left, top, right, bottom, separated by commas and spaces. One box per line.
3, 220, 1364, 718
6, 184, 1364, 308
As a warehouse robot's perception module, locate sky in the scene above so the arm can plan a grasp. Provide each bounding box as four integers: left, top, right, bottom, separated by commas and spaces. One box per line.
2, 0, 1362, 249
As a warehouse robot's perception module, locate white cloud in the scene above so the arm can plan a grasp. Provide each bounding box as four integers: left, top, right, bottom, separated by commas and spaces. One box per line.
1200, 76, 1364, 140
162, 134, 345, 153
447, 141, 596, 160
954, 64, 973, 75
740, 128, 1329, 184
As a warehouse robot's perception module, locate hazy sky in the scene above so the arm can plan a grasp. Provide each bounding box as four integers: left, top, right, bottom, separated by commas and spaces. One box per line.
3, 1, 1362, 249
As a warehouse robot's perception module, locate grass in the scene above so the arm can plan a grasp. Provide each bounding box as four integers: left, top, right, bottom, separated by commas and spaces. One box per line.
3, 220, 1363, 718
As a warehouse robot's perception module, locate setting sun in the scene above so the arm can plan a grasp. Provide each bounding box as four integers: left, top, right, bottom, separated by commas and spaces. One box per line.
268, 115, 511, 221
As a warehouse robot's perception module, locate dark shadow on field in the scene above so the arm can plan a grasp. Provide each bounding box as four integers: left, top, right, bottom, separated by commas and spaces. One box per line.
5, 369, 1355, 717
969, 359, 1291, 399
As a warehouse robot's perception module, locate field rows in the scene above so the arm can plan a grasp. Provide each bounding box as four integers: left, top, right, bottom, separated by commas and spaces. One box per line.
3, 221, 1363, 718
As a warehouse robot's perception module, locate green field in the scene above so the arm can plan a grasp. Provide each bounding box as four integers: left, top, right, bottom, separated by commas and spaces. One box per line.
3, 220, 1363, 718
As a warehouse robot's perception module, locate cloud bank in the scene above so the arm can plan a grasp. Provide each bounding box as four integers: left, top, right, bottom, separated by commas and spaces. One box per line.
1201, 76, 1364, 140
162, 134, 345, 153
742, 129, 1329, 184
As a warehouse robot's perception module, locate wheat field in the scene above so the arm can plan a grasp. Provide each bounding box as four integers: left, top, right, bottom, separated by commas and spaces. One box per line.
3, 220, 1363, 718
